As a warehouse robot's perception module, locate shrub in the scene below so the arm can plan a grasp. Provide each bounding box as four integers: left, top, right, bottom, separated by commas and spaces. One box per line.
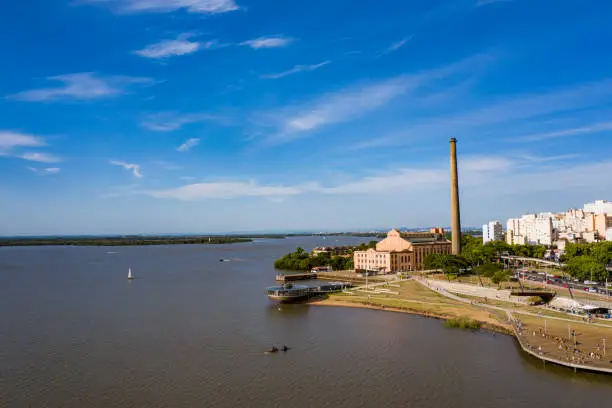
445, 317, 482, 330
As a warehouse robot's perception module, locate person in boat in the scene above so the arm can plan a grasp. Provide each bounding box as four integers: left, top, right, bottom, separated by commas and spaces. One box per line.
267, 346, 278, 353
282, 345, 289, 352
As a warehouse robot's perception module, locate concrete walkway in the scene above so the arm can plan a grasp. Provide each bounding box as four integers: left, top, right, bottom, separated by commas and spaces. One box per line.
414, 278, 612, 329
421, 278, 528, 305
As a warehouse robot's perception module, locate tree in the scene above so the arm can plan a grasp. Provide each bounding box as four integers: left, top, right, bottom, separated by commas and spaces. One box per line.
424, 253, 444, 270
491, 270, 511, 285
564, 255, 609, 282
532, 245, 547, 259
424, 254, 469, 276
474, 263, 502, 278
589, 242, 612, 265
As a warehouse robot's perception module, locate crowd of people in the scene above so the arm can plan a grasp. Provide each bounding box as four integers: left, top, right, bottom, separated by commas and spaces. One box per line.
514, 319, 609, 365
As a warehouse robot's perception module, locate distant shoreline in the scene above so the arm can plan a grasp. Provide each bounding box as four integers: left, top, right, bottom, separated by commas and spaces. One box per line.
0, 233, 382, 247
0, 236, 259, 247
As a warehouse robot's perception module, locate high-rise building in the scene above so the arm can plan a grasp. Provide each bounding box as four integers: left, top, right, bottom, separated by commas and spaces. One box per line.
584, 200, 612, 215
482, 221, 503, 244
506, 214, 553, 246
505, 199, 612, 246
595, 214, 612, 240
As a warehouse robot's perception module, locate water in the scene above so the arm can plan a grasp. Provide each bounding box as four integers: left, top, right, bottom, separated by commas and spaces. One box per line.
1, 236, 611, 408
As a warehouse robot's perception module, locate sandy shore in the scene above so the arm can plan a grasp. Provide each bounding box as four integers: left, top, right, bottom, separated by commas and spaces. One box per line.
311, 298, 513, 335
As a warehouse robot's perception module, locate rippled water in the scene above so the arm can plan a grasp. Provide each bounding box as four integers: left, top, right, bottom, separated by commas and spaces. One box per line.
1, 236, 611, 408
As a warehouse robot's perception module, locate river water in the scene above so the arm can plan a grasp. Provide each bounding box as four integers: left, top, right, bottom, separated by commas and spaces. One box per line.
1, 236, 611, 407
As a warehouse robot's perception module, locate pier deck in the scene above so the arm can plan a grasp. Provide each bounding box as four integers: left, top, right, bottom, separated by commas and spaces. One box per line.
275, 272, 317, 282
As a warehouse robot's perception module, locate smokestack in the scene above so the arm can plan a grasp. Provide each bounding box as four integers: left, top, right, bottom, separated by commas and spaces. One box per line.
450, 138, 461, 255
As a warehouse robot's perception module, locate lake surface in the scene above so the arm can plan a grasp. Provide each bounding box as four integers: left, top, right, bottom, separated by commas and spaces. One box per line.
1, 236, 611, 407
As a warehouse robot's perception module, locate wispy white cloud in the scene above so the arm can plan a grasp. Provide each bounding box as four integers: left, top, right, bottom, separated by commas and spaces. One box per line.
147, 157, 612, 201
27, 167, 61, 175
134, 33, 201, 59
379, 36, 413, 56
150, 180, 305, 200
241, 36, 294, 49
80, 0, 240, 14
261, 61, 330, 79
0, 131, 62, 164
141, 112, 217, 131
8, 72, 154, 102
355, 78, 612, 149
20, 152, 62, 163
146, 153, 599, 201
257, 54, 492, 145
510, 121, 612, 142
0, 131, 45, 153
177, 138, 200, 152
110, 160, 143, 178
261, 76, 415, 144
517, 154, 579, 163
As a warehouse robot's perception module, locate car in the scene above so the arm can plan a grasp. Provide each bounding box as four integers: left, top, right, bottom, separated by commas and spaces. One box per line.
587, 288, 597, 293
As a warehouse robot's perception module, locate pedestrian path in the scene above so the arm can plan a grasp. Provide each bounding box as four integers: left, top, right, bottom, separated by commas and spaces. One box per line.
414, 278, 612, 329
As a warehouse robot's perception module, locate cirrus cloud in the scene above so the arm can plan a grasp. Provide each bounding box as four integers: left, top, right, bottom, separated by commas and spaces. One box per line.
177, 138, 200, 152
110, 160, 144, 178
134, 33, 205, 59
261, 61, 330, 79
27, 167, 61, 175
241, 36, 294, 49
144, 153, 591, 201
8, 72, 154, 102
20, 152, 62, 163
0, 131, 46, 152
141, 112, 219, 132
80, 0, 240, 14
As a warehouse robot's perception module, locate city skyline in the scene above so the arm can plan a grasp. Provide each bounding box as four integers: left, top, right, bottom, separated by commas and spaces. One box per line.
2, 0, 612, 235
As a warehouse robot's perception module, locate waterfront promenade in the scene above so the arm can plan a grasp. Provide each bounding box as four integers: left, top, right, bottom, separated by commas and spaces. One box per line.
415, 278, 612, 373
318, 276, 612, 374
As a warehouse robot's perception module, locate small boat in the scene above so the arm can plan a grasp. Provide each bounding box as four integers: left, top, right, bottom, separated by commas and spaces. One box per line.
127, 268, 134, 280
264, 346, 279, 354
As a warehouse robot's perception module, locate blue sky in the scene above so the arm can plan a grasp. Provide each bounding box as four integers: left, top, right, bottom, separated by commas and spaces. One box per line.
1, 0, 612, 235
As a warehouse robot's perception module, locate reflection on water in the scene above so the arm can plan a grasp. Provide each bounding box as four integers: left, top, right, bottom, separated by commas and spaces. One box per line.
1, 237, 612, 408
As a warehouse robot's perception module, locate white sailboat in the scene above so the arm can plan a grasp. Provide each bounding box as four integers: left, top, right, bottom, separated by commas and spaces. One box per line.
128, 267, 134, 280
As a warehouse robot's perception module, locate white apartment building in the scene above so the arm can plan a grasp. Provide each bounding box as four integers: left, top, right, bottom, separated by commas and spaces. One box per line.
505, 200, 612, 246
482, 221, 503, 244
584, 200, 612, 215
563, 209, 595, 234
506, 214, 554, 246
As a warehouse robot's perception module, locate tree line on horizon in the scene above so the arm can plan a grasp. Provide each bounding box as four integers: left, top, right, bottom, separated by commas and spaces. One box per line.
0, 236, 253, 247
273, 242, 379, 271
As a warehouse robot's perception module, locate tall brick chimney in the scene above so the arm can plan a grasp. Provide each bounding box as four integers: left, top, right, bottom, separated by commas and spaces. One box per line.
450, 138, 461, 255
